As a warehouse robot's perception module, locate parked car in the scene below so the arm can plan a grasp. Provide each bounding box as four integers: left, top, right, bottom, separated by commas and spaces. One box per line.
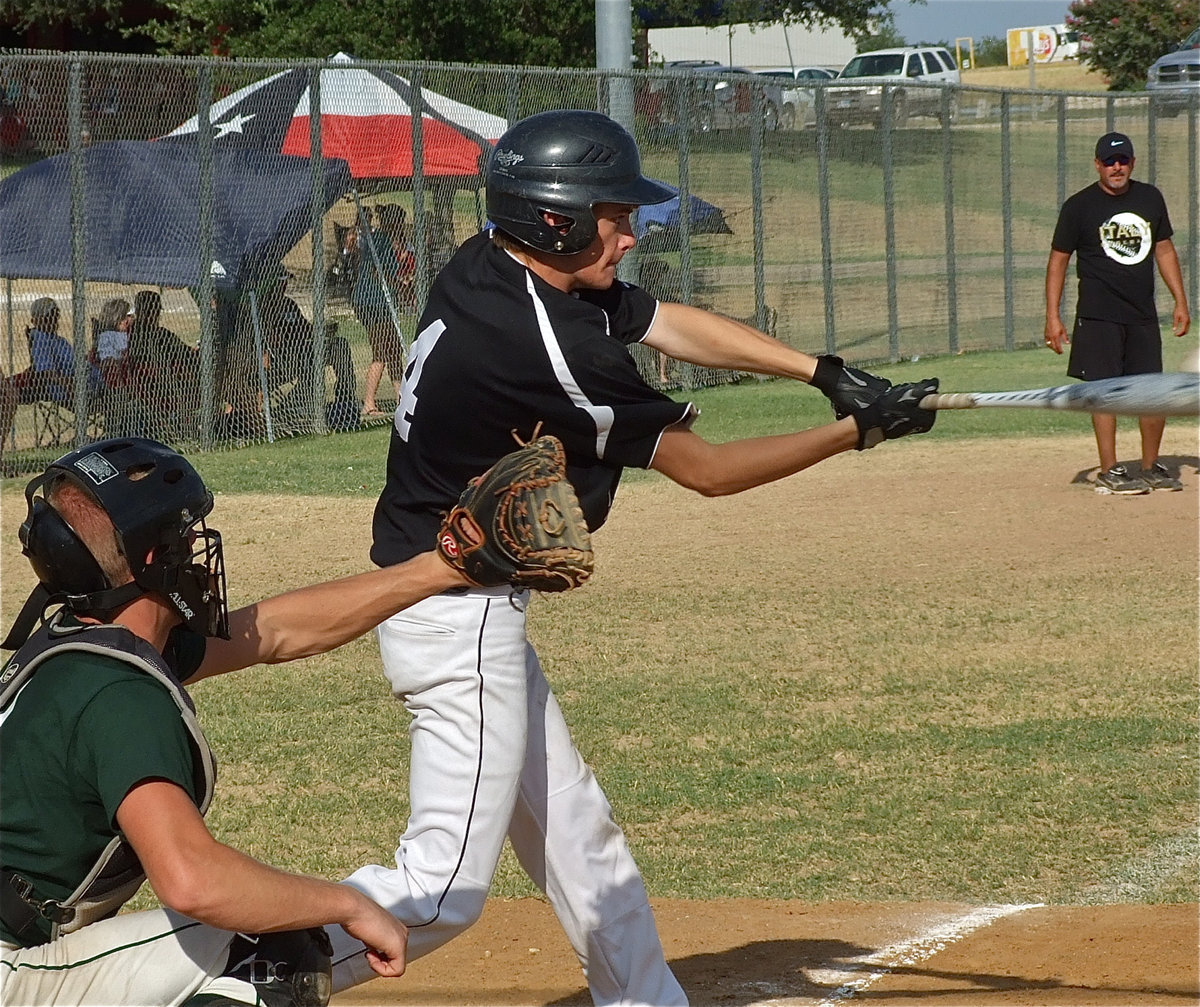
1146, 26, 1200, 117
829, 46, 960, 127
649, 60, 784, 133
755, 66, 839, 128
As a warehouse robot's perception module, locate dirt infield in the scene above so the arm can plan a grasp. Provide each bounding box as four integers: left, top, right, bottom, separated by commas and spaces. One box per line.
325, 428, 1199, 1007
1, 429, 1196, 1007
332, 898, 1198, 1006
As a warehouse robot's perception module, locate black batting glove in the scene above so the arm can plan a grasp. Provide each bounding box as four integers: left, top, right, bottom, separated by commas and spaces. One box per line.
810, 354, 893, 418
852, 378, 939, 450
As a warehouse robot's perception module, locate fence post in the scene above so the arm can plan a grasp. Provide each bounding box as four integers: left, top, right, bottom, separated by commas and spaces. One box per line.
882, 84, 899, 361
505, 69, 522, 124
674, 79, 695, 308
1000, 91, 1015, 352
411, 66, 428, 341
68, 57, 88, 445
815, 87, 835, 355
750, 83, 766, 336
308, 60, 328, 434
1188, 94, 1199, 316
1146, 95, 1157, 187
941, 87, 958, 355
196, 60, 217, 450
1056, 94, 1067, 208
674, 78, 697, 389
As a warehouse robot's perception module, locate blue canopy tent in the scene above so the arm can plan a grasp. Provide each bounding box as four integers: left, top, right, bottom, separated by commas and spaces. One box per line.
0, 140, 352, 289
0, 139, 353, 446
634, 181, 732, 250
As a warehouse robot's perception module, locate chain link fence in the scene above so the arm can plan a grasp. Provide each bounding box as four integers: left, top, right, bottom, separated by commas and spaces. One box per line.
1, 51, 1196, 470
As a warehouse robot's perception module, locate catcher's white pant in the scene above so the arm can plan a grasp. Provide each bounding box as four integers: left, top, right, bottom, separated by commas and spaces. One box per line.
0, 909, 252, 1006
329, 586, 686, 1006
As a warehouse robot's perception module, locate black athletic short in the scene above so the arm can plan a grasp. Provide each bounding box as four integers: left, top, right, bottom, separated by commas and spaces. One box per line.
1067, 317, 1162, 381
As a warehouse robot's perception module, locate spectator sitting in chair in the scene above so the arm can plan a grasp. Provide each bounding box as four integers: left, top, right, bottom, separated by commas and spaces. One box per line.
256, 269, 358, 431
93, 298, 134, 385
128, 290, 200, 428
92, 297, 142, 437
1, 297, 102, 462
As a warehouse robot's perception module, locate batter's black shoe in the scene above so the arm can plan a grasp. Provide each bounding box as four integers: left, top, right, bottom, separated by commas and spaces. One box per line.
1140, 462, 1183, 491
1095, 465, 1150, 495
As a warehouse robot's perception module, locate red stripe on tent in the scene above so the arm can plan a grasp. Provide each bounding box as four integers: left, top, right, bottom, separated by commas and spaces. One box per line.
281, 115, 489, 178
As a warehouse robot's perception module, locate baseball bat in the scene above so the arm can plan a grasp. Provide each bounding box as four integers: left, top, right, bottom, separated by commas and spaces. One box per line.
919, 372, 1200, 417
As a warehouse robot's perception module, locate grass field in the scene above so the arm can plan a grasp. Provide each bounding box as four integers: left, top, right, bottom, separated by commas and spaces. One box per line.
3, 348, 1195, 917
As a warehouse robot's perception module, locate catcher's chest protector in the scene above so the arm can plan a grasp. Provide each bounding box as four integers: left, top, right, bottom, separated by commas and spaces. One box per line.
0, 617, 216, 941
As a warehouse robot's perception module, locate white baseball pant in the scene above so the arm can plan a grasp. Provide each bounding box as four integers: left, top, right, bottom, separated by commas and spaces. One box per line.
328, 585, 686, 1006
0, 908, 252, 1006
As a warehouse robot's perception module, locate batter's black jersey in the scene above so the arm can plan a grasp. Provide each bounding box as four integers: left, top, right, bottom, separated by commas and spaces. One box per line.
1051, 179, 1174, 323
371, 230, 696, 566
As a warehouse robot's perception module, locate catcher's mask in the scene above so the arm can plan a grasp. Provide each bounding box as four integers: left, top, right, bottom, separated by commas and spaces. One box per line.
485, 109, 673, 255
3, 437, 229, 649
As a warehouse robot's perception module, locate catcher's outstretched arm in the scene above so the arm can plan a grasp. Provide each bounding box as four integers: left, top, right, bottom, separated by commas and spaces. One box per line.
189, 552, 466, 683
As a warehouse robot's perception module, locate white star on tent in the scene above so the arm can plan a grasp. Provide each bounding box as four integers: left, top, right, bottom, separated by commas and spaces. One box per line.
213, 112, 256, 138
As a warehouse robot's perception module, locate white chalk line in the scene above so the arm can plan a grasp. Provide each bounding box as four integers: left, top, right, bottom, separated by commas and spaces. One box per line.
741, 831, 1197, 1004
806, 902, 1044, 1006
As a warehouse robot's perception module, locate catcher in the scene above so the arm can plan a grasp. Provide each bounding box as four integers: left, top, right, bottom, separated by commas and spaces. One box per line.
0, 435, 588, 1006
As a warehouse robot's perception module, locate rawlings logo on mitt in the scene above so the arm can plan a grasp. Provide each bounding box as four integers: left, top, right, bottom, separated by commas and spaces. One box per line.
436, 435, 593, 592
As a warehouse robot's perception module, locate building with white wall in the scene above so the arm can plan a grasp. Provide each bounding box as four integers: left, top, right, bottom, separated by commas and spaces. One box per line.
646, 21, 856, 70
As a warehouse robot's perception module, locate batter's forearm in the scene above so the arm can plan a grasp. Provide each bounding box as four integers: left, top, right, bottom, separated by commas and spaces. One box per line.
646, 302, 817, 380
651, 418, 859, 496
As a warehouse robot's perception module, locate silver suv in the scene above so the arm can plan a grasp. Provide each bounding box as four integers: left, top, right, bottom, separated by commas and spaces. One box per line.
830, 46, 960, 127
1146, 26, 1200, 117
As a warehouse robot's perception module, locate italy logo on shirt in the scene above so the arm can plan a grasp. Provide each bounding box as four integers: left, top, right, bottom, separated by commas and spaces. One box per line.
1098, 212, 1153, 265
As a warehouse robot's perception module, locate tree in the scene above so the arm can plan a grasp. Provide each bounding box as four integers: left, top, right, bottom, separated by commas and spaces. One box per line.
3, 0, 901, 63
390, 0, 596, 66
851, 9, 905, 52
636, 0, 893, 40
973, 35, 1009, 68
1067, 0, 1195, 90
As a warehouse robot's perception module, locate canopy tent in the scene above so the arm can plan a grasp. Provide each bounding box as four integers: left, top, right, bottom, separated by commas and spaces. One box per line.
161, 53, 508, 351
161, 52, 506, 186
0, 140, 354, 449
0, 140, 353, 289
634, 181, 732, 250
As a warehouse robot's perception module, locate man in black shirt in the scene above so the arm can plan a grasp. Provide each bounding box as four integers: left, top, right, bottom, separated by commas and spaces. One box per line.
340, 109, 938, 1005
1045, 131, 1191, 494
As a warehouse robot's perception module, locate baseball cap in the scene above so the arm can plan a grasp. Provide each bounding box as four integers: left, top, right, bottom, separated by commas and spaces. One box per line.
30, 296, 59, 320
1095, 132, 1134, 160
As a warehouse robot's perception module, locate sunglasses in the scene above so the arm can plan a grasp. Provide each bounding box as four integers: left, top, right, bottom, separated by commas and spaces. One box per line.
1100, 154, 1131, 166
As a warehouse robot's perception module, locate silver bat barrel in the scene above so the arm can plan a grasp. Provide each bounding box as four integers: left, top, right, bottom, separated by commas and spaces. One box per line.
920, 372, 1200, 417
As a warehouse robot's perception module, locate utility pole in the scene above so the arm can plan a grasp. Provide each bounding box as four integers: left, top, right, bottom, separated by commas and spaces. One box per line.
595, 0, 634, 131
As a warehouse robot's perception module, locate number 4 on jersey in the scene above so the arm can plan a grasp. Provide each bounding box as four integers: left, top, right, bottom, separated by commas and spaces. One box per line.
396, 319, 446, 441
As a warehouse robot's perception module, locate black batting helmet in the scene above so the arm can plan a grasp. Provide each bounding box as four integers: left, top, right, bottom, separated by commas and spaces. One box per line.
486, 109, 673, 254
14, 437, 229, 641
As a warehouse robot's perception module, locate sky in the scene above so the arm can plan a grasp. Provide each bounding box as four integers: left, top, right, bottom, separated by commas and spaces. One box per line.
888, 0, 1075, 45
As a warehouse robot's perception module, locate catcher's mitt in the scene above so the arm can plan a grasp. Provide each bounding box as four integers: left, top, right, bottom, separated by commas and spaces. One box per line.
437, 435, 593, 592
